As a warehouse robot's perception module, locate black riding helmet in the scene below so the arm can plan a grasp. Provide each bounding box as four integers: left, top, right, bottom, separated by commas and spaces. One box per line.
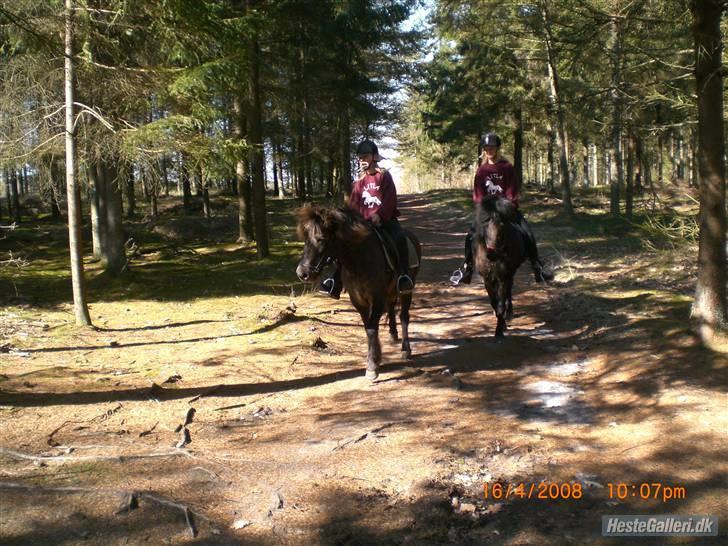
480, 133, 502, 147
356, 139, 379, 156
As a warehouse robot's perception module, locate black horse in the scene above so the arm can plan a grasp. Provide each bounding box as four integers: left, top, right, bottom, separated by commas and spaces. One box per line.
473, 195, 528, 339
296, 206, 422, 380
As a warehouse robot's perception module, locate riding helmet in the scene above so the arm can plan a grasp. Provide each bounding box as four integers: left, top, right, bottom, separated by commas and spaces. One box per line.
356, 139, 379, 156
480, 133, 502, 147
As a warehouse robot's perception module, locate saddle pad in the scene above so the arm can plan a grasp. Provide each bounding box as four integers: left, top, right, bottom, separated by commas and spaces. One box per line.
407, 237, 420, 269
373, 229, 420, 270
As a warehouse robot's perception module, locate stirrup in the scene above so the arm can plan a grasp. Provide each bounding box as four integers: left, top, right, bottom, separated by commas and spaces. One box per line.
397, 274, 414, 295
319, 277, 341, 299
450, 266, 472, 286
449, 268, 464, 286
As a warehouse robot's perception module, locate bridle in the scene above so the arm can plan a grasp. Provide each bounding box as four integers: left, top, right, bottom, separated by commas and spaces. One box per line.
309, 253, 333, 275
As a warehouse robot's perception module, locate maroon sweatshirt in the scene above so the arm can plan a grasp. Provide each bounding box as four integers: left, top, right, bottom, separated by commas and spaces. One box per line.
473, 159, 520, 206
348, 170, 399, 222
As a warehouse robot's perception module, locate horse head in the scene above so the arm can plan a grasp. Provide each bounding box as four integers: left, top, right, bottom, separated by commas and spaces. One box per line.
295, 206, 369, 282
476, 195, 517, 261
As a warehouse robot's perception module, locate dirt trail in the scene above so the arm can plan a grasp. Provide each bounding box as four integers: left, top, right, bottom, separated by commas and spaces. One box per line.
0, 193, 726, 545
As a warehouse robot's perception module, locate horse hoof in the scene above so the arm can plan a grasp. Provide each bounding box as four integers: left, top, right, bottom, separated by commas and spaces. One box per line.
365, 369, 379, 381
494, 335, 505, 344
401, 350, 412, 360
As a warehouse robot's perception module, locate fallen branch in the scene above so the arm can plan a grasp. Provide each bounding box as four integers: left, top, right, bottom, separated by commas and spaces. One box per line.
214, 393, 275, 412
333, 420, 414, 451
138, 422, 159, 437
91, 403, 123, 423
0, 481, 207, 537
0, 446, 193, 464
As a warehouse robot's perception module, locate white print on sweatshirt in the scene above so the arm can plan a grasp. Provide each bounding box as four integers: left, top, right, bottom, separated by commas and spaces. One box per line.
485, 178, 504, 195
362, 187, 382, 208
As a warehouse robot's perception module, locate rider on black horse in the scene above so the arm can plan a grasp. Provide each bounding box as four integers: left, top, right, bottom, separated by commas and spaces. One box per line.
450, 133, 554, 286
320, 139, 415, 299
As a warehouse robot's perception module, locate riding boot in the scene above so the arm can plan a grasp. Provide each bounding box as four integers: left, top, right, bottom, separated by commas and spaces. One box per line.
395, 232, 414, 295
450, 230, 474, 286
319, 265, 342, 299
516, 213, 554, 283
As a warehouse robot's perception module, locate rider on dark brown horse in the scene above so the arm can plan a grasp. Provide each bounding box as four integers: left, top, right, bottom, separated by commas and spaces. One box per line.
450, 133, 554, 285
321, 139, 415, 299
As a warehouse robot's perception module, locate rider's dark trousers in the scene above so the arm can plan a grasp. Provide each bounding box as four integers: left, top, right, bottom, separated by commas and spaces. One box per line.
380, 218, 409, 276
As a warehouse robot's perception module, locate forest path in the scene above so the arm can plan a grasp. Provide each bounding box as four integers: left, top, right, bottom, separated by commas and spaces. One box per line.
0, 192, 725, 545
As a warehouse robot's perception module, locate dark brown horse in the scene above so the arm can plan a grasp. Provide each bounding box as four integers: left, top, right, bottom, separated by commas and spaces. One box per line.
473, 195, 527, 339
296, 206, 422, 380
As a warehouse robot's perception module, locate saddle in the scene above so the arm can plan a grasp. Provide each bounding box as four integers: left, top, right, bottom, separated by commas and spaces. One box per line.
372, 228, 420, 272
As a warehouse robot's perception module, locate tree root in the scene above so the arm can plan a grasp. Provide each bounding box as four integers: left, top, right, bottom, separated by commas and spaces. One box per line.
333, 420, 414, 451
0, 446, 194, 464
0, 481, 207, 537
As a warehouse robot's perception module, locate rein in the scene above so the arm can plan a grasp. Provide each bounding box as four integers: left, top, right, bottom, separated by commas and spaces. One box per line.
309, 253, 333, 274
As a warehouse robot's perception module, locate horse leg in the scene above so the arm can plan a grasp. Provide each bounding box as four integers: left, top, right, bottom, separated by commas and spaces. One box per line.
494, 280, 507, 340
505, 275, 514, 322
485, 280, 497, 317
388, 303, 398, 341
399, 292, 412, 359
364, 303, 384, 380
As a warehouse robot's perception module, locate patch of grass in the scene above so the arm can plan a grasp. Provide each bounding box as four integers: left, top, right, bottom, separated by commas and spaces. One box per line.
1, 193, 310, 309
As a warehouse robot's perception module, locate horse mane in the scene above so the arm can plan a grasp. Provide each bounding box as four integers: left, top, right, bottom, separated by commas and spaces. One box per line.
477, 195, 518, 224
297, 205, 370, 244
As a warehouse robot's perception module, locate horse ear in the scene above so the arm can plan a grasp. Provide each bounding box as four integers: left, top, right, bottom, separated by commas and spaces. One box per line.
296, 205, 313, 240
297, 204, 326, 239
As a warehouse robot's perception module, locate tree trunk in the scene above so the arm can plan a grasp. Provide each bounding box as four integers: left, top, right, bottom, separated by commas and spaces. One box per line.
4, 169, 11, 220
276, 142, 285, 198
272, 145, 279, 197
669, 129, 676, 182
540, 1, 573, 216
50, 159, 63, 220
10, 169, 21, 224
634, 135, 644, 195
514, 107, 524, 187
125, 163, 136, 218
546, 115, 555, 193
18, 168, 25, 196
626, 130, 635, 220
677, 133, 685, 181
234, 96, 254, 242
161, 155, 170, 196
64, 0, 91, 325
339, 105, 352, 197
201, 165, 210, 221
98, 159, 126, 275
326, 156, 334, 196
690, 0, 727, 342
150, 169, 158, 218
181, 155, 192, 212
689, 128, 698, 187
89, 159, 106, 260
248, 11, 269, 257
608, 15, 623, 216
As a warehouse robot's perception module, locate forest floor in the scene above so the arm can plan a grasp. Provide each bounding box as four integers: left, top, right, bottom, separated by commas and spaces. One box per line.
0, 187, 726, 545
